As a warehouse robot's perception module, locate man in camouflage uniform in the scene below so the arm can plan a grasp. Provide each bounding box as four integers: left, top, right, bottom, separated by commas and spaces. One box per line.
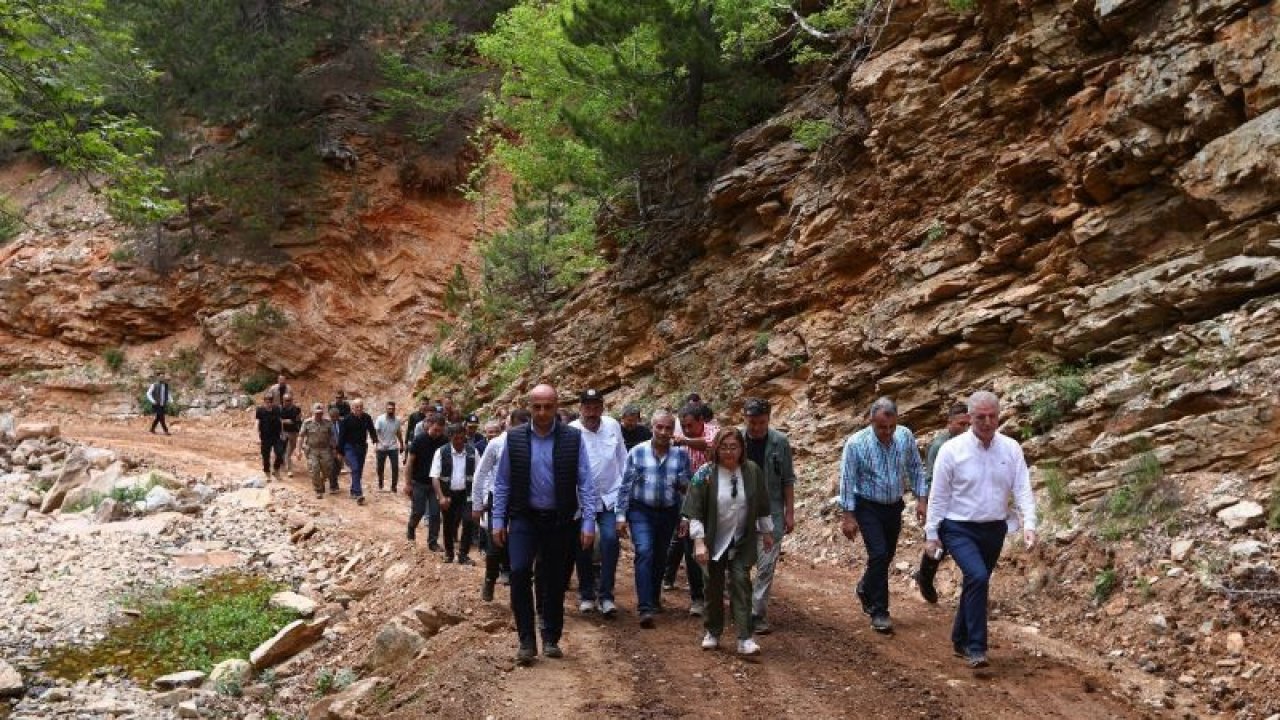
300, 402, 336, 499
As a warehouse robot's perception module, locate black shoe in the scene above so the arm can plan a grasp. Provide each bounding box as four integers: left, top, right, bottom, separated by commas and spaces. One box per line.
917, 551, 940, 604
444, 555, 454, 564
482, 580, 495, 602
356, 496, 366, 506
429, 542, 441, 552
953, 643, 966, 658
871, 613, 893, 634
407, 530, 416, 541
639, 613, 656, 628
543, 643, 563, 659
516, 644, 536, 665
856, 581, 872, 616
458, 554, 474, 566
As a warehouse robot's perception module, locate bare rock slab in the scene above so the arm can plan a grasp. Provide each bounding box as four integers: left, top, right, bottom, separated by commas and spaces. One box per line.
14, 423, 59, 442
0, 659, 24, 698
410, 603, 464, 638
270, 591, 318, 618
250, 616, 329, 669
1217, 501, 1265, 531
307, 677, 389, 720
152, 670, 207, 690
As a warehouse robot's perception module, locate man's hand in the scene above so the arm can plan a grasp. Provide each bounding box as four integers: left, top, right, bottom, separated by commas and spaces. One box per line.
439, 495, 451, 511
1023, 529, 1038, 550
580, 531, 595, 551
693, 539, 708, 566
616, 520, 629, 540
471, 510, 483, 523
761, 533, 775, 553
840, 512, 859, 541
924, 539, 942, 558
915, 497, 927, 525
492, 527, 507, 548
677, 518, 690, 538
784, 510, 795, 534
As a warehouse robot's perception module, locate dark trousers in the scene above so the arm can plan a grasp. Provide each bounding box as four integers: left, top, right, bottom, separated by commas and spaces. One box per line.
628, 504, 680, 613
508, 512, 576, 647
442, 488, 475, 558
485, 528, 510, 583
328, 452, 341, 491
663, 534, 705, 602
940, 519, 1006, 654
854, 497, 904, 616
376, 449, 399, 490
408, 482, 442, 543
260, 437, 285, 474
150, 405, 169, 433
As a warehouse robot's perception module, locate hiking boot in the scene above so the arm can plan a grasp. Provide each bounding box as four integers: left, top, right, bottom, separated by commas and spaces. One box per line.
542, 643, 563, 659
688, 600, 706, 617
917, 551, 940, 604
639, 613, 656, 629
599, 599, 617, 617
753, 617, 772, 635
516, 644, 536, 665
737, 638, 761, 656
856, 581, 872, 616
700, 632, 719, 650
482, 580, 495, 602
870, 613, 893, 634
965, 652, 989, 669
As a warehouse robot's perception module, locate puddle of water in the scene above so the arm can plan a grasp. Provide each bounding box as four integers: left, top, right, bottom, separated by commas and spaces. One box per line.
40, 572, 296, 685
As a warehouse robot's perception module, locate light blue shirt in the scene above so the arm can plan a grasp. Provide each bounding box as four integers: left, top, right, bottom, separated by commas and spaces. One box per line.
616, 441, 692, 517
838, 425, 926, 512
492, 422, 596, 533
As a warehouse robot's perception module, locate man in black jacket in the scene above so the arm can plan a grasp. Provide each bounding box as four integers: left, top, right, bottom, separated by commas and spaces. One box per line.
491, 384, 597, 665
255, 393, 285, 478
337, 398, 377, 505
433, 423, 479, 564
405, 415, 448, 547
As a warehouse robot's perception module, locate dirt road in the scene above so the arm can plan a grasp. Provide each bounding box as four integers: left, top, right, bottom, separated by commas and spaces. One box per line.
64, 417, 1164, 720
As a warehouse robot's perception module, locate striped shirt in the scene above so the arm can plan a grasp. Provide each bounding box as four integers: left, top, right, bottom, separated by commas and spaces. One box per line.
838, 425, 926, 512
616, 441, 692, 516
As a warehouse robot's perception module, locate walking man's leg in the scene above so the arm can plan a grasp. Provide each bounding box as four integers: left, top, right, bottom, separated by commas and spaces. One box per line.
388, 449, 400, 492
408, 483, 428, 541
376, 449, 388, 490
752, 523, 782, 629
507, 516, 540, 661
443, 493, 460, 561
426, 492, 441, 549
596, 510, 619, 611
457, 493, 475, 563
855, 499, 902, 631
685, 537, 705, 614
345, 447, 365, 499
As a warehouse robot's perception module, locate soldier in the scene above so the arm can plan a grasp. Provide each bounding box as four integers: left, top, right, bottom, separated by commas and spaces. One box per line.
300, 402, 336, 499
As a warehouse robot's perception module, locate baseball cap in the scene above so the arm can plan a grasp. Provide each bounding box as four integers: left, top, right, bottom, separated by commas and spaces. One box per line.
466, 413, 479, 424
685, 392, 702, 403
744, 398, 771, 416
312, 402, 324, 412
579, 389, 603, 403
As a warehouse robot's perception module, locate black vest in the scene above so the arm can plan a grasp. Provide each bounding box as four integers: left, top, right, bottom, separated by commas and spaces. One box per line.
505, 422, 581, 523
438, 445, 477, 491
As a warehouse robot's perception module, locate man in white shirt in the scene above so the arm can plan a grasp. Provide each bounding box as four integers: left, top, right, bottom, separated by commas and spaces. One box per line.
374, 401, 405, 492
432, 423, 479, 565
925, 391, 1037, 669
570, 389, 629, 616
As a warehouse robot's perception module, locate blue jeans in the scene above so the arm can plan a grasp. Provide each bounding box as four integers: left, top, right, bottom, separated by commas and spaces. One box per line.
576, 510, 619, 603
508, 512, 576, 647
343, 446, 367, 497
940, 519, 1006, 654
854, 497, 904, 616
628, 504, 679, 614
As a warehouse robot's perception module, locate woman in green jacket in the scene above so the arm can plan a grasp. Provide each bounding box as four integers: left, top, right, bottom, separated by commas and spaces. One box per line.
683, 427, 775, 655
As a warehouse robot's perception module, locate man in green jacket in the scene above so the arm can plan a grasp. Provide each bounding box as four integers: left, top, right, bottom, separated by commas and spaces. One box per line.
742, 398, 796, 635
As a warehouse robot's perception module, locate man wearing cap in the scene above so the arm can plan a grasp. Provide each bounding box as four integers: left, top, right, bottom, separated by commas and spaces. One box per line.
300, 403, 336, 498
569, 389, 629, 616
465, 414, 488, 455
742, 398, 797, 635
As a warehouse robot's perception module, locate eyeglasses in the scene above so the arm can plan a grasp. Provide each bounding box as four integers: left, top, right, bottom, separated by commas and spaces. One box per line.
731, 473, 739, 499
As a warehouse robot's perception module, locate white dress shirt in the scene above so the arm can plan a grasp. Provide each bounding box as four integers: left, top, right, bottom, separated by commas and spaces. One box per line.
471, 432, 506, 511
430, 444, 471, 491
925, 429, 1037, 541
569, 416, 628, 512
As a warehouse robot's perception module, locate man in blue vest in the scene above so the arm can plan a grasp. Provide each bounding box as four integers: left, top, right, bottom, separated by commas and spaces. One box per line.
432, 423, 479, 565
492, 384, 597, 665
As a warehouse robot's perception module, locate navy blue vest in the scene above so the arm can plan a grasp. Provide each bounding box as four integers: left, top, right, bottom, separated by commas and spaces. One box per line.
505, 421, 581, 523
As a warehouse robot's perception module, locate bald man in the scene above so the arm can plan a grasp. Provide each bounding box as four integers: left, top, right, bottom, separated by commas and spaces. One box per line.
491, 384, 597, 665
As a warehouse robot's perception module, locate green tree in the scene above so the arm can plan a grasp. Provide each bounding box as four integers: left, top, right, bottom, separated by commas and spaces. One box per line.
0, 0, 179, 223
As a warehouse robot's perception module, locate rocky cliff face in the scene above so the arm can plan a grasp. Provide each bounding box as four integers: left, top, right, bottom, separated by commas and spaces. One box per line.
492, 0, 1279, 488
0, 122, 497, 412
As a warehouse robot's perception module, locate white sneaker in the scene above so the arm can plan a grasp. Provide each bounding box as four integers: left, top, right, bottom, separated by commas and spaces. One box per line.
600, 599, 617, 617
701, 632, 719, 650
737, 638, 761, 656
578, 600, 596, 613
689, 600, 706, 617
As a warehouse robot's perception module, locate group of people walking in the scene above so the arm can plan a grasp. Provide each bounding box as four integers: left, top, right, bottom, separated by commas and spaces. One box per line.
240, 376, 1036, 671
